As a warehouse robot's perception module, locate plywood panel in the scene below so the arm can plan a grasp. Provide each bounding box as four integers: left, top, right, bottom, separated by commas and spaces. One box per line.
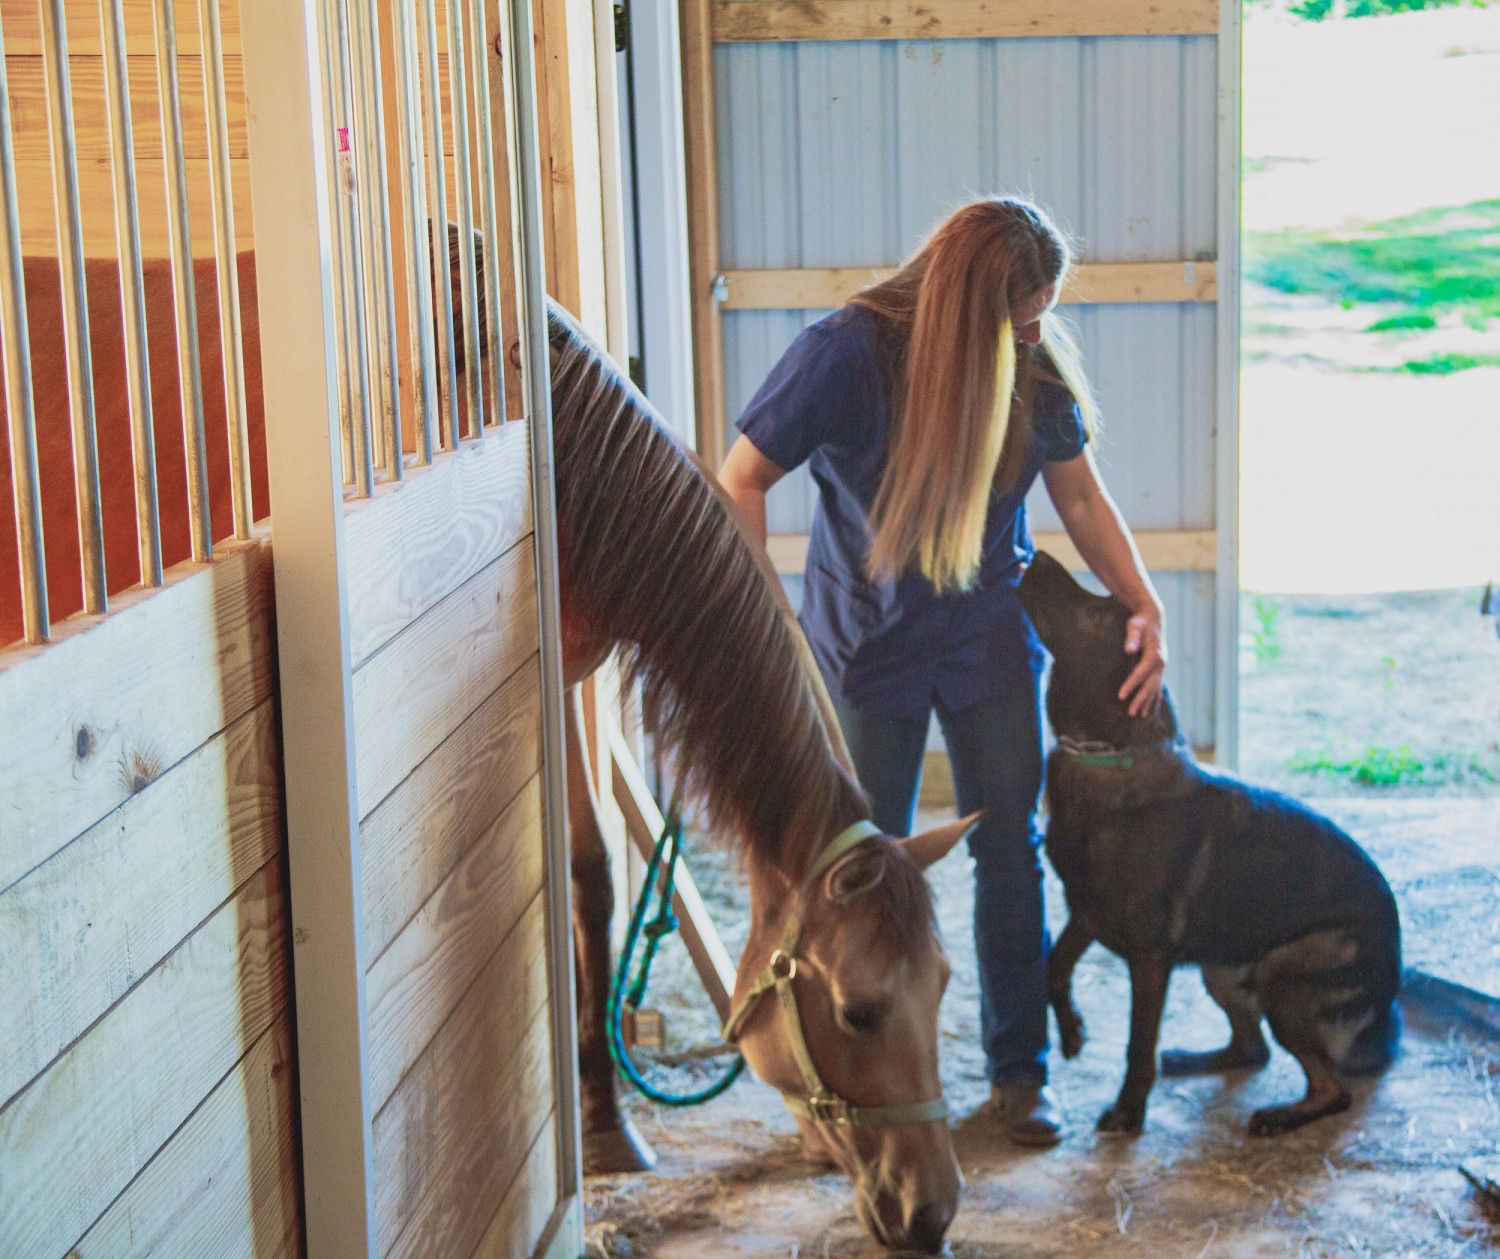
70, 1016, 301, 1259
367, 778, 545, 1106
374, 951, 553, 1259
0, 0, 241, 58
711, 0, 1218, 42
0, 859, 288, 1258
362, 656, 541, 960
344, 424, 533, 667
0, 537, 274, 895
352, 534, 538, 818
0, 698, 280, 1103
469, 1112, 559, 1259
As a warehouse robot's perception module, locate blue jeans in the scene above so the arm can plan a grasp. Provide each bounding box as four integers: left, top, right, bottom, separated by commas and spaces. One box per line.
833, 681, 1049, 1087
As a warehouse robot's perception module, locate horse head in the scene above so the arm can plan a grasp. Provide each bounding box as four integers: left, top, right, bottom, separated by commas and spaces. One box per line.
727, 813, 975, 1254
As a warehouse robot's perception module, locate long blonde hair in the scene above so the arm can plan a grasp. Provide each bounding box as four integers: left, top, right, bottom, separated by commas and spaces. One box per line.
852, 197, 1097, 593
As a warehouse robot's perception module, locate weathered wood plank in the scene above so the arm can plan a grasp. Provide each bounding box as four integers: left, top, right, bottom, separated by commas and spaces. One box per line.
711, 0, 1219, 42
366, 779, 545, 1108
352, 535, 538, 818
344, 424, 533, 667
0, 859, 288, 1258
0, 698, 280, 1103
468, 1111, 559, 1259
373, 904, 553, 1259
719, 260, 1219, 311
70, 1015, 301, 1259
0, 537, 274, 895
765, 529, 1219, 575
362, 657, 542, 960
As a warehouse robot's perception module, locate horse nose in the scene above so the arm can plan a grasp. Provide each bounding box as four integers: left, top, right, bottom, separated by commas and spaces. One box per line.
902, 1199, 955, 1254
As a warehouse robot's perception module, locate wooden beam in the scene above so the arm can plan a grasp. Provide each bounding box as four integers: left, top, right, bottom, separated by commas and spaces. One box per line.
711, 0, 1219, 43
680, 0, 726, 466
719, 260, 1218, 311
767, 529, 1218, 574
608, 720, 736, 1022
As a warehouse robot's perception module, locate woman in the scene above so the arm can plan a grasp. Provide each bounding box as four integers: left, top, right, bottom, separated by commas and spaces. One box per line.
718, 196, 1167, 1146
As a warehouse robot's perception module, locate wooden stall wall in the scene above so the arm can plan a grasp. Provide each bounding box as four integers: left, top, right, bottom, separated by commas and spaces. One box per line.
0, 1, 300, 1253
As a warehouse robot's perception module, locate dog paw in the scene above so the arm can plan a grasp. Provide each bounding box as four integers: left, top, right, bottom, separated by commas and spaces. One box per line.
1095, 1103, 1145, 1136
1248, 1106, 1298, 1138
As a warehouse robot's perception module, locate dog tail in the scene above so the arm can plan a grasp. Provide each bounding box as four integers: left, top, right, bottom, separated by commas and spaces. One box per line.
1339, 998, 1401, 1074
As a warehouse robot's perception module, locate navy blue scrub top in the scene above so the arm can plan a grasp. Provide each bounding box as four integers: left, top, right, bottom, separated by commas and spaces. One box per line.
736, 303, 1089, 721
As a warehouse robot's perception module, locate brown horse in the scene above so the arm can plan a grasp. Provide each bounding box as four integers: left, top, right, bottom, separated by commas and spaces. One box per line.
2, 257, 968, 1254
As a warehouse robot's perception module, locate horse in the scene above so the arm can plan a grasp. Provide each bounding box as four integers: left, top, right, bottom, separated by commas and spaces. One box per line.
2, 251, 968, 1254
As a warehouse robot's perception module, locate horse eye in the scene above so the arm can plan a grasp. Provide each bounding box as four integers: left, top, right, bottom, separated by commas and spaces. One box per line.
839, 1003, 883, 1035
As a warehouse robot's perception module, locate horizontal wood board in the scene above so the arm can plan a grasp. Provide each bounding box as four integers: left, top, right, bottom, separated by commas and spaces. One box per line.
0, 537, 274, 895
0, 696, 280, 1103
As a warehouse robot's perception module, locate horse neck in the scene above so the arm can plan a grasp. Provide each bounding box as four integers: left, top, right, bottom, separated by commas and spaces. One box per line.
548, 307, 868, 872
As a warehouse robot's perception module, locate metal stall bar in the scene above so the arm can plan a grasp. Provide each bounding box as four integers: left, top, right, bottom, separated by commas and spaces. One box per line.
100, 0, 162, 586
347, 0, 403, 481
390, 0, 438, 466
197, 0, 252, 538
0, 15, 47, 643
503, 0, 585, 1219
321, 0, 375, 496
465, 0, 506, 425
444, 0, 484, 438
417, 0, 459, 450
39, 0, 105, 613
150, 0, 211, 560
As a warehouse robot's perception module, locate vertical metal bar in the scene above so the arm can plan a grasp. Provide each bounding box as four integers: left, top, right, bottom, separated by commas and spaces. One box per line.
347, 0, 403, 482
39, 0, 105, 613
466, 0, 506, 426
417, 0, 458, 450
100, 0, 162, 586
151, 0, 211, 561
239, 0, 376, 1249
321, 0, 375, 497
198, 0, 252, 538
505, 0, 583, 1201
392, 0, 437, 465
445, 0, 484, 439
0, 17, 47, 643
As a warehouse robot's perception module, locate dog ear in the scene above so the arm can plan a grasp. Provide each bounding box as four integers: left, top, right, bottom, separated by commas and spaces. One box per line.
895, 812, 981, 871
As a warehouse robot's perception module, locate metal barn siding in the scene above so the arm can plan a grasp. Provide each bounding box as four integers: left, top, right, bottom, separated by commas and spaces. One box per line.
711, 22, 1235, 754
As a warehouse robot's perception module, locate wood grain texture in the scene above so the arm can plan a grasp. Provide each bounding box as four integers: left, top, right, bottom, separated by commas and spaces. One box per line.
362, 656, 542, 961
680, 0, 726, 465
366, 778, 545, 1107
0, 859, 288, 1258
373, 900, 553, 1259
0, 0, 241, 57
766, 529, 1219, 574
719, 261, 1219, 310
344, 424, 533, 667
468, 1111, 559, 1259
0, 537, 274, 895
711, 0, 1219, 42
70, 1015, 301, 1259
353, 534, 538, 818
0, 698, 281, 1103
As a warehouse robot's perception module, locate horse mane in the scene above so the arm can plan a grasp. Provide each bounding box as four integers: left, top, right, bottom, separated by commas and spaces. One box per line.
546, 301, 869, 873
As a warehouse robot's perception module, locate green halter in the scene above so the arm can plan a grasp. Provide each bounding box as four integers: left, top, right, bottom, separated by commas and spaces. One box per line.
720, 819, 950, 1128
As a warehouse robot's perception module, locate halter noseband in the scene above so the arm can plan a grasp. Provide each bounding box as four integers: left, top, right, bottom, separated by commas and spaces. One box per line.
720, 820, 950, 1128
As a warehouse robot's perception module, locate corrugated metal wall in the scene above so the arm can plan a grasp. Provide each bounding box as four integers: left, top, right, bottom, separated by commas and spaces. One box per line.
713, 32, 1227, 750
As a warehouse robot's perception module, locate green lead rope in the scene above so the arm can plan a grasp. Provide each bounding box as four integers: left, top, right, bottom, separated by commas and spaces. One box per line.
606, 799, 746, 1106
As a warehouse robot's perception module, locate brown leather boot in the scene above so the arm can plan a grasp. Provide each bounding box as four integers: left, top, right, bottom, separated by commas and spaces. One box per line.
993, 1081, 1064, 1148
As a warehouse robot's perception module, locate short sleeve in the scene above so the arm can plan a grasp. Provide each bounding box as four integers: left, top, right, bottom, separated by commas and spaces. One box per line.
735, 315, 870, 473
1033, 380, 1089, 463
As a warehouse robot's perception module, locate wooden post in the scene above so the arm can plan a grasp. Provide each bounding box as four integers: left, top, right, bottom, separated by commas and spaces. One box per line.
240, 2, 376, 1254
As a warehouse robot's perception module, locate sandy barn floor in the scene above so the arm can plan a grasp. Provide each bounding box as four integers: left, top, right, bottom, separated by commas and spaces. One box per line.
583, 803, 1500, 1259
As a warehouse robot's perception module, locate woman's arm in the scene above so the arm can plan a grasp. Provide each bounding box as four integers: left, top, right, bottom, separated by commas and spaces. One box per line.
718, 435, 789, 547
1041, 452, 1168, 716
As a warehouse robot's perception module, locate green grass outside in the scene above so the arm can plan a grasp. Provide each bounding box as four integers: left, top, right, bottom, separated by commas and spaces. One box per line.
1290, 744, 1499, 788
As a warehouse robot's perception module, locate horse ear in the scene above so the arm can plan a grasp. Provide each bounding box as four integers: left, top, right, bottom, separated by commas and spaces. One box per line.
824, 845, 887, 903
895, 812, 980, 871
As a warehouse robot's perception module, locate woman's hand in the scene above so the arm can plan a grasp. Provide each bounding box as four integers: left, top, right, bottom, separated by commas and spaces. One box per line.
1120, 607, 1167, 717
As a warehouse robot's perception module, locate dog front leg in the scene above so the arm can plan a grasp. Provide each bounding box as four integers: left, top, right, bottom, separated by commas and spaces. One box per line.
1098, 951, 1171, 1135
1048, 917, 1094, 1059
